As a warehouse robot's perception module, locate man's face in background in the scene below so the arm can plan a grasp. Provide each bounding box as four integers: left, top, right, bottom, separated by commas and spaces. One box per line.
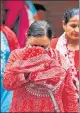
37, 10, 47, 20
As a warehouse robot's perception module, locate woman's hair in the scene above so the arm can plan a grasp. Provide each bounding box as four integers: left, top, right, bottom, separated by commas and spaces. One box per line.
27, 20, 53, 39
63, 8, 79, 24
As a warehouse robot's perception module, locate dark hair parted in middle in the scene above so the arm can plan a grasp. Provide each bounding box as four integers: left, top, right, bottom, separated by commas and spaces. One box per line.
27, 20, 53, 39
63, 8, 79, 24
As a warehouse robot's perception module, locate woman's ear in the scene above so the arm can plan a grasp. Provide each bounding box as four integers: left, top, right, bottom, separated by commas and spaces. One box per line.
62, 21, 66, 31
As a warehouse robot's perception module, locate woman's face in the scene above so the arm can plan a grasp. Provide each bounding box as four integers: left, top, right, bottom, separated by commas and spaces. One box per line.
28, 36, 51, 49
63, 15, 79, 40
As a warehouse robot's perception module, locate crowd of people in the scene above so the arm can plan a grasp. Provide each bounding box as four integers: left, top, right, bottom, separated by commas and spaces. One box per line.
1, 0, 79, 112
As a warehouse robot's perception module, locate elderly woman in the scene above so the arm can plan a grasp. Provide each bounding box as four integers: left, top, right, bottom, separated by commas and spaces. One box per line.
3, 20, 78, 112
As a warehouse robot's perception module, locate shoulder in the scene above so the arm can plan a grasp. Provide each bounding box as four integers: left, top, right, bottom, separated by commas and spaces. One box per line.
50, 37, 59, 49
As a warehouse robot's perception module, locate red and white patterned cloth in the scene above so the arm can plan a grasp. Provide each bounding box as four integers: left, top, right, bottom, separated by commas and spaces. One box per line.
56, 33, 79, 99
3, 46, 78, 112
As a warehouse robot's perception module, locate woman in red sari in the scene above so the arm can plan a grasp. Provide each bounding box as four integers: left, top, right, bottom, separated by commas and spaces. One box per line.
3, 20, 78, 112
51, 8, 79, 112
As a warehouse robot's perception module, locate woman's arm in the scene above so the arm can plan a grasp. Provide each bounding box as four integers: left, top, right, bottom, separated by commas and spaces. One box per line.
3, 49, 30, 90
3, 48, 51, 90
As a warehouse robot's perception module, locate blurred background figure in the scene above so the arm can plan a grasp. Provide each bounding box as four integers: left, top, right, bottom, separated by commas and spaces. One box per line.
3, 0, 29, 48
0, 1, 20, 112
1, 25, 20, 112
2, 0, 47, 48
24, 1, 37, 25
1, 0, 78, 48
33, 3, 47, 20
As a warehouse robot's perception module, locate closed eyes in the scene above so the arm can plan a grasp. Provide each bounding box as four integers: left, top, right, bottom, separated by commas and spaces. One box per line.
32, 45, 47, 49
